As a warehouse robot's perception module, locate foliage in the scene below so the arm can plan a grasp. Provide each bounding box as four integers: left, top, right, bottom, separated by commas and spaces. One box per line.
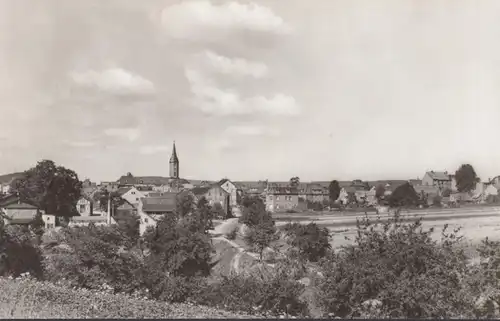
289, 177, 300, 188
442, 188, 452, 197
211, 201, 226, 220
239, 196, 270, 227
283, 222, 331, 262
94, 190, 124, 213
455, 164, 479, 193
244, 220, 278, 261
432, 195, 442, 207
197, 266, 308, 317
195, 197, 214, 232
0, 224, 44, 279
10, 160, 82, 217
43, 225, 144, 294
29, 211, 45, 240
315, 214, 474, 318
116, 213, 140, 247
388, 182, 418, 208
142, 213, 214, 285
176, 192, 195, 217
328, 180, 341, 204
375, 184, 386, 200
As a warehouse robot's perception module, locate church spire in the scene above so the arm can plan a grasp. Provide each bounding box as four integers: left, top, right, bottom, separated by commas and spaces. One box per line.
169, 141, 179, 178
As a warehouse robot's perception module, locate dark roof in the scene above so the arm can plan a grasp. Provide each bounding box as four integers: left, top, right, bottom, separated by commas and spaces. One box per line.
0, 194, 21, 207
71, 216, 109, 222
141, 194, 177, 212
1, 203, 38, 224
169, 142, 179, 163
267, 186, 299, 195
117, 187, 132, 195
117, 175, 190, 186
191, 186, 212, 196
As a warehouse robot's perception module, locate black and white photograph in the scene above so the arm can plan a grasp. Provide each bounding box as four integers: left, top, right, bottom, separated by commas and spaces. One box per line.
1, 0, 500, 318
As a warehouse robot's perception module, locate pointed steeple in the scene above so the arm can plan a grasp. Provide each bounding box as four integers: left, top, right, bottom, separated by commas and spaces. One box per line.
169, 141, 179, 163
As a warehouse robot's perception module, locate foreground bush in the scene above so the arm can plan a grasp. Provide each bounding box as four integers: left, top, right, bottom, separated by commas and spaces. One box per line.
315, 214, 475, 318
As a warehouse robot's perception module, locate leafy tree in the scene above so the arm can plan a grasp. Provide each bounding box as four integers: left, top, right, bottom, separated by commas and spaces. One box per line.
290, 177, 300, 188
388, 182, 418, 208
95, 190, 124, 213
211, 202, 226, 220
10, 160, 82, 217
432, 195, 442, 207
176, 192, 195, 217
442, 188, 452, 197
455, 164, 479, 193
239, 196, 272, 227
245, 219, 277, 261
29, 210, 45, 243
116, 213, 140, 247
283, 222, 331, 262
375, 184, 386, 200
328, 180, 341, 204
195, 197, 214, 232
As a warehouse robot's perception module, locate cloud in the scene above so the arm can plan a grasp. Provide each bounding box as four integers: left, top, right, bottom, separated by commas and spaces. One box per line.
70, 68, 155, 95
226, 125, 280, 136
199, 50, 269, 78
185, 68, 300, 116
139, 145, 170, 155
161, 1, 292, 40
64, 141, 96, 148
104, 127, 141, 142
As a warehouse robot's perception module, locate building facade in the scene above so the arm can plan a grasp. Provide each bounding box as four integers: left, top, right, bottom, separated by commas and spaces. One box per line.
265, 186, 299, 213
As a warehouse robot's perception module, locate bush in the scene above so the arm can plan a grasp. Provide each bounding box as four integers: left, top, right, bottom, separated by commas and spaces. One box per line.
283, 222, 331, 262
315, 214, 474, 318
0, 224, 44, 279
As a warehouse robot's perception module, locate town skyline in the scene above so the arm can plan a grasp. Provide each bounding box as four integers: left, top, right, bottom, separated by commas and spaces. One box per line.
2, 0, 500, 181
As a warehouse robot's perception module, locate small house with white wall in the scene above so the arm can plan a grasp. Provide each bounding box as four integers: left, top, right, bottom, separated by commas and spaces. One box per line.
137, 193, 178, 235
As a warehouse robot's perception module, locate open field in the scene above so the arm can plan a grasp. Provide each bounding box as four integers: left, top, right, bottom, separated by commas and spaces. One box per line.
274, 206, 500, 252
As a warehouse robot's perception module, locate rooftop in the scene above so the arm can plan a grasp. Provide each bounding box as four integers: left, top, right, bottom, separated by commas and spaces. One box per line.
141, 194, 177, 212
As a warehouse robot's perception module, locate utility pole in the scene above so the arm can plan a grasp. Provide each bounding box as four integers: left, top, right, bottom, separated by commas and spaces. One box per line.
107, 194, 111, 225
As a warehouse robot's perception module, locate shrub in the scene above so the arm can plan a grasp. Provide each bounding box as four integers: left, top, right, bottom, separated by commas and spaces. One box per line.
315, 214, 474, 318
225, 227, 238, 240
283, 222, 331, 262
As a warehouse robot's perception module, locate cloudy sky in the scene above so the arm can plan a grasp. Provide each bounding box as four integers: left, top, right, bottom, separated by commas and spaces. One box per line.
1, 0, 500, 182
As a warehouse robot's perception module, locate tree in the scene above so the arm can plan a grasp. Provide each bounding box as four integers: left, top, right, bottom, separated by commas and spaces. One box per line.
442, 188, 452, 197
176, 192, 195, 217
10, 160, 82, 217
95, 190, 124, 213
388, 182, 419, 208
283, 222, 331, 262
239, 196, 272, 227
455, 164, 479, 193
328, 180, 341, 204
245, 219, 278, 261
290, 177, 300, 188
432, 195, 442, 207
29, 210, 45, 243
195, 197, 214, 232
375, 184, 386, 200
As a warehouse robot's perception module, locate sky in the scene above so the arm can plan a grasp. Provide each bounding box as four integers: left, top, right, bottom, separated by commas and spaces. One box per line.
1, 0, 500, 183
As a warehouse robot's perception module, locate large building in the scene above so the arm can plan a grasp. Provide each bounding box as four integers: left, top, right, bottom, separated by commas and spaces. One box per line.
169, 141, 179, 179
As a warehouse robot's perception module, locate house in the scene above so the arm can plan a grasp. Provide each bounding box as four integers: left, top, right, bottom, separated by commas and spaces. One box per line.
115, 199, 137, 217
217, 179, 238, 207
338, 186, 363, 205
68, 215, 116, 227
191, 185, 230, 215
137, 193, 178, 235
413, 185, 440, 201
1, 202, 39, 225
450, 192, 473, 203
422, 171, 453, 190
99, 181, 119, 193
81, 179, 98, 196
304, 184, 329, 204
265, 186, 299, 213
42, 214, 56, 229
117, 187, 146, 207
76, 195, 94, 216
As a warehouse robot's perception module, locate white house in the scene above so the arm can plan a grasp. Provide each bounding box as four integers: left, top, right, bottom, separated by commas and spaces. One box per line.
76, 195, 93, 216
42, 214, 56, 229
218, 179, 238, 207
117, 187, 146, 207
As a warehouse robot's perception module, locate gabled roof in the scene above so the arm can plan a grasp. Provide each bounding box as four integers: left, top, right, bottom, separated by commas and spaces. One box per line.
117, 187, 132, 196
426, 171, 452, 181
191, 186, 218, 196
4, 202, 37, 210
141, 194, 177, 212
1, 202, 38, 224
217, 178, 236, 187
117, 175, 189, 187
0, 172, 25, 185
267, 186, 299, 195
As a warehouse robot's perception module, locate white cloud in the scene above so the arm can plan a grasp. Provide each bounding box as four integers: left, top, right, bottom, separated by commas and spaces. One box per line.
139, 145, 170, 155
185, 68, 300, 116
161, 1, 292, 39
65, 141, 96, 148
226, 125, 280, 136
104, 127, 141, 142
200, 50, 269, 78
70, 68, 155, 95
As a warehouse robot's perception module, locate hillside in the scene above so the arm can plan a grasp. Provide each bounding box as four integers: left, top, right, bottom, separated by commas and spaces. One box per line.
0, 172, 24, 184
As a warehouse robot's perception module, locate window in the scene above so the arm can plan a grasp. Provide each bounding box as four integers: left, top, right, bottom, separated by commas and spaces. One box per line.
276, 196, 280, 201
136, 198, 139, 201
79, 204, 85, 213
131, 191, 136, 195
269, 195, 273, 200
144, 218, 148, 223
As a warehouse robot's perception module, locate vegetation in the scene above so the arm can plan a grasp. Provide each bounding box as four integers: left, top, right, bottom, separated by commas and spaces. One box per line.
375, 184, 386, 200
289, 177, 300, 188
328, 180, 340, 204
283, 222, 331, 262
455, 163, 479, 193
388, 182, 419, 208
10, 160, 82, 217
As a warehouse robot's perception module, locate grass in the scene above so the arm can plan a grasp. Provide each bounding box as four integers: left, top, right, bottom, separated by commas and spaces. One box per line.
0, 277, 261, 318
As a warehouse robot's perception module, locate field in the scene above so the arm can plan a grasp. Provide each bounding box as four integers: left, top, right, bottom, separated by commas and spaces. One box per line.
274, 206, 500, 252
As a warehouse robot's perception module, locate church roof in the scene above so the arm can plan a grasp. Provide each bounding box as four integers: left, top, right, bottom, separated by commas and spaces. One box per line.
169, 142, 179, 163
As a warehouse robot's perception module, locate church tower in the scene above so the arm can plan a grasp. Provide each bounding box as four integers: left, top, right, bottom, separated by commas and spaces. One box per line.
169, 141, 179, 179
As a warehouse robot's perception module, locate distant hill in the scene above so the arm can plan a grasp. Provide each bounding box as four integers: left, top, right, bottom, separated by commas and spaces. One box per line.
0, 172, 25, 184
